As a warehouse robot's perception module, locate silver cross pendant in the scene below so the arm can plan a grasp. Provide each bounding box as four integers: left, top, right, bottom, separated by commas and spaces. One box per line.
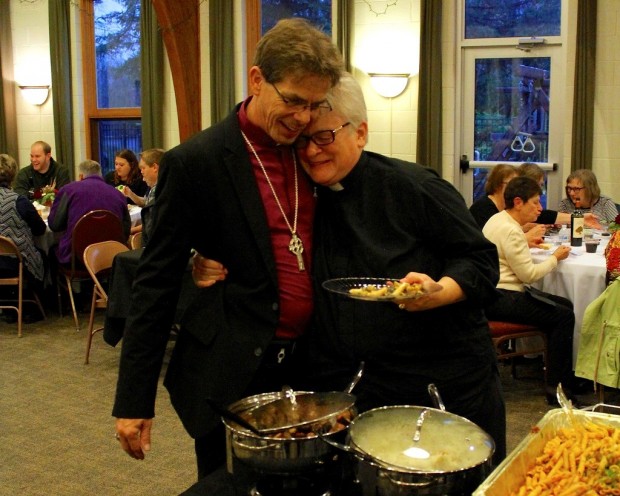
288, 233, 305, 271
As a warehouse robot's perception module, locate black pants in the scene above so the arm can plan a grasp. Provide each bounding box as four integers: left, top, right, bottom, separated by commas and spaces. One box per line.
485, 288, 574, 387
194, 339, 302, 480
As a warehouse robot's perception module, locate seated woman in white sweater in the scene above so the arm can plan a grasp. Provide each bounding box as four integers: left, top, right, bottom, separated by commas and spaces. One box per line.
483, 176, 578, 405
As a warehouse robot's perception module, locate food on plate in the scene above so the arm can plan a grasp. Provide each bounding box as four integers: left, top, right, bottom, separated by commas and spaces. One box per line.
349, 281, 423, 299
538, 243, 552, 250
510, 421, 620, 495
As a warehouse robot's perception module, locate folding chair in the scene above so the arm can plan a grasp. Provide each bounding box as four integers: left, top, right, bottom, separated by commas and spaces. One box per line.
0, 236, 46, 337
57, 210, 127, 331
83, 240, 129, 364
129, 231, 142, 250
488, 320, 548, 385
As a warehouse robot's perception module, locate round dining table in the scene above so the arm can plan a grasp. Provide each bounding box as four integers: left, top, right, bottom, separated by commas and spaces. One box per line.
530, 233, 609, 365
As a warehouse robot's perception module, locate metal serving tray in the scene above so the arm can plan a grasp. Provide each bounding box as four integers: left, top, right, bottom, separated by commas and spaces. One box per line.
473, 406, 620, 496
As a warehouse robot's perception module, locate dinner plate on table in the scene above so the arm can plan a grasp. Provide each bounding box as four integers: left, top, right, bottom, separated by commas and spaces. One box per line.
322, 277, 443, 302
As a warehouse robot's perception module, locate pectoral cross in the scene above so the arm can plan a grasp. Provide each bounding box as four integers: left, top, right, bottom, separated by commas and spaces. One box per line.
289, 234, 305, 271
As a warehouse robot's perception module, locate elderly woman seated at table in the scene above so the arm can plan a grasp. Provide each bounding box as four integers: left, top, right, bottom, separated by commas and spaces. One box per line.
0, 154, 47, 318
517, 163, 600, 229
470, 164, 546, 247
469, 164, 517, 229
558, 169, 618, 223
482, 176, 581, 405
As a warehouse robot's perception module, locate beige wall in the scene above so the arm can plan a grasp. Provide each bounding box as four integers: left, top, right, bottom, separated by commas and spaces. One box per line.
6, 0, 619, 202
8, 0, 178, 172
10, 0, 55, 168
352, 0, 420, 165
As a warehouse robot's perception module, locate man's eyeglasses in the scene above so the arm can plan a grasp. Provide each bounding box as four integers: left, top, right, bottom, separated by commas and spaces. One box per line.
566, 186, 585, 193
270, 83, 332, 115
294, 123, 351, 149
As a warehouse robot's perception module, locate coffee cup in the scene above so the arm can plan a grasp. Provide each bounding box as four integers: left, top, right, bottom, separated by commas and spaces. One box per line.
585, 241, 599, 253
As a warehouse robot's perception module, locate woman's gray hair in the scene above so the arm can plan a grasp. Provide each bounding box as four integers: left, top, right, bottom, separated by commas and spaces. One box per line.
326, 72, 368, 128
565, 168, 600, 205
0, 154, 18, 187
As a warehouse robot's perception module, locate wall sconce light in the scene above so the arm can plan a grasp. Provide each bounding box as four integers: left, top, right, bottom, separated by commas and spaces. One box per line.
18, 85, 50, 105
368, 73, 410, 98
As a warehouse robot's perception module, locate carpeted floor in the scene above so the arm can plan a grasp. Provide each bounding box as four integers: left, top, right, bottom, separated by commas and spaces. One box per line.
0, 308, 610, 495
0, 310, 195, 496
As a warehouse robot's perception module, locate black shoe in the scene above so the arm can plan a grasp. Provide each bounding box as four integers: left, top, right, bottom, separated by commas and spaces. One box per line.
3, 312, 17, 324
23, 312, 44, 324
546, 392, 583, 408
570, 377, 595, 395
2, 311, 43, 324
546, 385, 580, 408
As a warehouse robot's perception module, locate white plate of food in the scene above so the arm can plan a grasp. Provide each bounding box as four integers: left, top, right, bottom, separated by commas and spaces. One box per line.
322, 277, 443, 301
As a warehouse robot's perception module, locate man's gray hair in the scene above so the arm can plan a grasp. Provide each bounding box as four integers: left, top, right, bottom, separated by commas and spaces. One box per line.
326, 72, 368, 128
78, 159, 102, 177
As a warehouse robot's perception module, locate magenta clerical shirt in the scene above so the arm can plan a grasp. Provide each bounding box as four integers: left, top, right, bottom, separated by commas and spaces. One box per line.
238, 100, 314, 340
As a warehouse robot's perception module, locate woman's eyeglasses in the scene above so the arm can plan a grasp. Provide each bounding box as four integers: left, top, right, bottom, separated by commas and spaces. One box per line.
566, 186, 585, 193
294, 123, 351, 149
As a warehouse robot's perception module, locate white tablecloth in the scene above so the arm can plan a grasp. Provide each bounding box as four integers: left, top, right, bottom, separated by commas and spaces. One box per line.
129, 205, 142, 227
531, 236, 608, 365
34, 206, 142, 254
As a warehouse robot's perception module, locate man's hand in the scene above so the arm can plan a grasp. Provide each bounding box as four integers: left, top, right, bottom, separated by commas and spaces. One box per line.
192, 254, 228, 288
115, 418, 153, 460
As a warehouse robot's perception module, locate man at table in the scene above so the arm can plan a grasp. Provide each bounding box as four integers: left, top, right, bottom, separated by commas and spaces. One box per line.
14, 141, 71, 198
482, 176, 577, 405
112, 18, 343, 479
48, 159, 130, 265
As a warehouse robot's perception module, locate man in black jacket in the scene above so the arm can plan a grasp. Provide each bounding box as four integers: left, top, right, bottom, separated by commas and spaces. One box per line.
14, 141, 71, 197
112, 18, 343, 479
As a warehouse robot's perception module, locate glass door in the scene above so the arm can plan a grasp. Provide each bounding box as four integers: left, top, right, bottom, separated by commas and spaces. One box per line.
457, 0, 567, 209
459, 47, 564, 208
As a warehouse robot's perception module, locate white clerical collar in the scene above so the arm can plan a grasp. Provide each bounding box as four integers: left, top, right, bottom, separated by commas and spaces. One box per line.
329, 182, 344, 191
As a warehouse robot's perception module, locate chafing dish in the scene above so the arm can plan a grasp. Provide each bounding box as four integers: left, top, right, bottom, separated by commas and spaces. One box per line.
473, 405, 620, 495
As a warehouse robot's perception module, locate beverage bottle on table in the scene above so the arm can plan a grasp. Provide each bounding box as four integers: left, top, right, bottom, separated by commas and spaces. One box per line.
570, 201, 584, 247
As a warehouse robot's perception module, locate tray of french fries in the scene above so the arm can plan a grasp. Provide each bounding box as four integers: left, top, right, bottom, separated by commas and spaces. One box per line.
473, 406, 620, 495
321, 277, 442, 301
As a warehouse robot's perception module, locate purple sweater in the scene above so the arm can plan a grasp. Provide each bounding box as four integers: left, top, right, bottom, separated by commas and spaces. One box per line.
48, 175, 130, 264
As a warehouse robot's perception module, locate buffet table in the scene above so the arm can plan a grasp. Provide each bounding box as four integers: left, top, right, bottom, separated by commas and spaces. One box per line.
530, 234, 609, 364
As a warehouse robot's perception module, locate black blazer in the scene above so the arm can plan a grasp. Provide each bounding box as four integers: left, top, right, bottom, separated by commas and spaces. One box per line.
112, 104, 282, 437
